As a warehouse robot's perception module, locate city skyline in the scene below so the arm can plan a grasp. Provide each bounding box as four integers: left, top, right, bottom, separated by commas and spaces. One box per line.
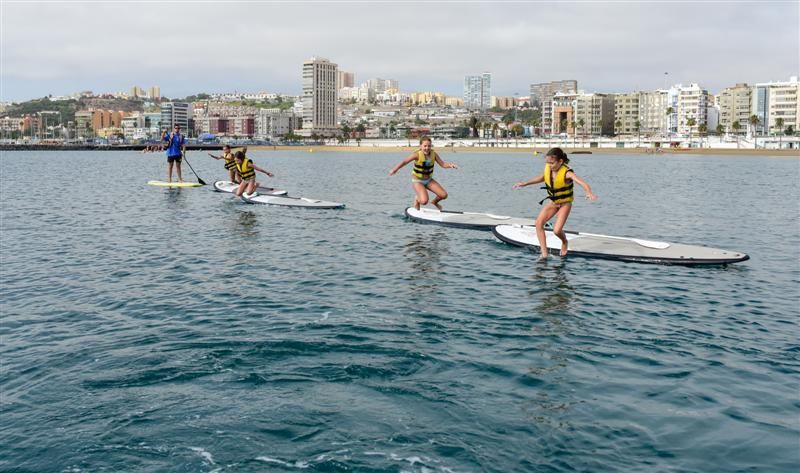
2, 1, 798, 102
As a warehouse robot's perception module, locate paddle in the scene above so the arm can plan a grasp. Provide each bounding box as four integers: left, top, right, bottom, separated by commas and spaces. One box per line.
181, 151, 206, 185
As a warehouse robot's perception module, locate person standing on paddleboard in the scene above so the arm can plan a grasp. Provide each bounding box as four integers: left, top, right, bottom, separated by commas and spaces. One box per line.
208, 144, 239, 183
513, 147, 597, 258
389, 136, 458, 210
233, 150, 274, 197
165, 125, 186, 182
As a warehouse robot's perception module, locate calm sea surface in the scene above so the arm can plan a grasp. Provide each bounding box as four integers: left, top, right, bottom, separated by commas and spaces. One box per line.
1, 150, 798, 472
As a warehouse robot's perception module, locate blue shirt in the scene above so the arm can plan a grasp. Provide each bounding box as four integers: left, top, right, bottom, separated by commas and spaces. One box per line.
165, 132, 185, 157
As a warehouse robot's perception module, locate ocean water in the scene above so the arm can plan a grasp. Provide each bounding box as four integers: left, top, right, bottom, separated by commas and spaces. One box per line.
1, 149, 798, 473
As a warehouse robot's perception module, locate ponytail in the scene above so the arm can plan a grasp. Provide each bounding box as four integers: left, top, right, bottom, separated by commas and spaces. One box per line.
546, 147, 569, 164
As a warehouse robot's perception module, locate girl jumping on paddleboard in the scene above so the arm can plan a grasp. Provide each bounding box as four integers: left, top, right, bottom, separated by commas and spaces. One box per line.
513, 147, 597, 258
389, 136, 458, 210
233, 150, 274, 197
208, 144, 239, 183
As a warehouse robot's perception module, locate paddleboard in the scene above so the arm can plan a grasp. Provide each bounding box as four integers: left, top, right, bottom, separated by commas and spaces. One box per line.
213, 180, 287, 196
148, 180, 204, 187
242, 192, 345, 209
405, 207, 544, 230
492, 224, 749, 266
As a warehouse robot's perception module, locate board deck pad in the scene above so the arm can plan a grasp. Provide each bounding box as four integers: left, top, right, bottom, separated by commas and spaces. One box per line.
492, 224, 749, 266
242, 192, 345, 209
405, 207, 542, 230
213, 180, 287, 196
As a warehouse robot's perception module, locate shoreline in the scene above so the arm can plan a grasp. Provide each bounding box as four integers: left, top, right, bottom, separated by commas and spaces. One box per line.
0, 143, 796, 156
251, 145, 799, 156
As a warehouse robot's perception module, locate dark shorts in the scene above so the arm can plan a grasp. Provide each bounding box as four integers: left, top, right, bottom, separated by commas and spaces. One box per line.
167, 155, 182, 163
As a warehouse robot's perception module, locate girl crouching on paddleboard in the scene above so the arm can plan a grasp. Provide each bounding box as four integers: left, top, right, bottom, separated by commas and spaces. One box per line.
513, 147, 597, 258
389, 136, 458, 210
233, 151, 274, 197
208, 144, 239, 183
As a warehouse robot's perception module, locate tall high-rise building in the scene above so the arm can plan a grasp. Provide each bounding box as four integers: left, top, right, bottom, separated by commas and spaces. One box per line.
614, 92, 641, 135
336, 70, 354, 90
463, 73, 491, 111
149, 86, 161, 100
160, 102, 191, 133
302, 57, 338, 135
529, 80, 577, 135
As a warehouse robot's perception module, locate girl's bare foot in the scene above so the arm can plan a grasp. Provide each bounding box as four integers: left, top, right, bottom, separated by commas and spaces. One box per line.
560, 242, 569, 257
433, 202, 443, 210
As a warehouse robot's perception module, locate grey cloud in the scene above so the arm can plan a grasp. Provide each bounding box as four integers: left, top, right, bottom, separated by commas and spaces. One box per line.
2, 1, 797, 101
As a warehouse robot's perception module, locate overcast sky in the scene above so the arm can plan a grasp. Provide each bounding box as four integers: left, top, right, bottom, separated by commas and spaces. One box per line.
1, 1, 798, 102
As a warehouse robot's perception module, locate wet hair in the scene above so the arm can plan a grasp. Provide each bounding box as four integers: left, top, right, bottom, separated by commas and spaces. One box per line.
234, 150, 245, 160
222, 144, 230, 150
546, 147, 569, 164
419, 136, 432, 145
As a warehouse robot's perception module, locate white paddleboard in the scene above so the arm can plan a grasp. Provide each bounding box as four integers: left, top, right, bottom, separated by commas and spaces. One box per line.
213, 180, 287, 196
493, 224, 749, 266
405, 207, 543, 230
242, 192, 345, 209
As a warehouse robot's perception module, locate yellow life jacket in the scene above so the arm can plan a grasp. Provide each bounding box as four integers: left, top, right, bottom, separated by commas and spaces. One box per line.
237, 158, 256, 181
541, 163, 574, 204
223, 151, 236, 170
411, 149, 438, 180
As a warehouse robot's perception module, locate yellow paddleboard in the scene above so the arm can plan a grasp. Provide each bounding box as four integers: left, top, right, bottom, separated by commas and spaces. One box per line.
147, 180, 204, 187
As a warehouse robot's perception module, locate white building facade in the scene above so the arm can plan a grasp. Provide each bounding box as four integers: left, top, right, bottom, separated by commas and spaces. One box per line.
463, 73, 491, 111
301, 57, 338, 135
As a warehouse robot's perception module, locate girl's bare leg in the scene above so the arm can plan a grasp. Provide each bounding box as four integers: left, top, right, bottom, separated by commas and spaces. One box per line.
535, 203, 559, 258
552, 204, 573, 256
426, 180, 448, 210
167, 161, 174, 182
412, 182, 429, 209
234, 180, 247, 197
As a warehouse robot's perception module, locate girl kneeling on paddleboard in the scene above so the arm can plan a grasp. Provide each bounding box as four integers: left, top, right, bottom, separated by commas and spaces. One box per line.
233, 151, 274, 197
513, 147, 597, 258
389, 136, 458, 210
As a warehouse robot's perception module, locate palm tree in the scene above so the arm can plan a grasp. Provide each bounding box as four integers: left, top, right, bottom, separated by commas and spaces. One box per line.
665, 107, 674, 137
614, 119, 622, 137
775, 117, 785, 149
749, 115, 760, 148
715, 124, 724, 136
686, 117, 697, 147
577, 118, 585, 146
634, 120, 641, 147
405, 128, 412, 147
569, 120, 577, 147
785, 125, 794, 138
732, 121, 741, 148
698, 123, 707, 148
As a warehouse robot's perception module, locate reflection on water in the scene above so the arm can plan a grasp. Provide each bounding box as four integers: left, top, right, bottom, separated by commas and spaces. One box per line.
529, 259, 574, 315
234, 210, 259, 237
402, 230, 450, 295
164, 187, 187, 206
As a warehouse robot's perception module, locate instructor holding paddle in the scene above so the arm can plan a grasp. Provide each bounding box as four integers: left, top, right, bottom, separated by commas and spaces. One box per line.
165, 124, 186, 183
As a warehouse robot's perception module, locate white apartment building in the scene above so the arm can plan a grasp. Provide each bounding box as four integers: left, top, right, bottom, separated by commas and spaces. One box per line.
463, 73, 491, 111
639, 90, 669, 136
301, 57, 338, 135
753, 76, 799, 134
675, 83, 708, 136
530, 80, 578, 135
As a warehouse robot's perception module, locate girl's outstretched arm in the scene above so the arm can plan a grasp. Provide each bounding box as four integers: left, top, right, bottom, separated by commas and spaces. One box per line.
566, 171, 597, 200
513, 175, 544, 189
253, 164, 274, 177
388, 153, 417, 175
434, 153, 458, 169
